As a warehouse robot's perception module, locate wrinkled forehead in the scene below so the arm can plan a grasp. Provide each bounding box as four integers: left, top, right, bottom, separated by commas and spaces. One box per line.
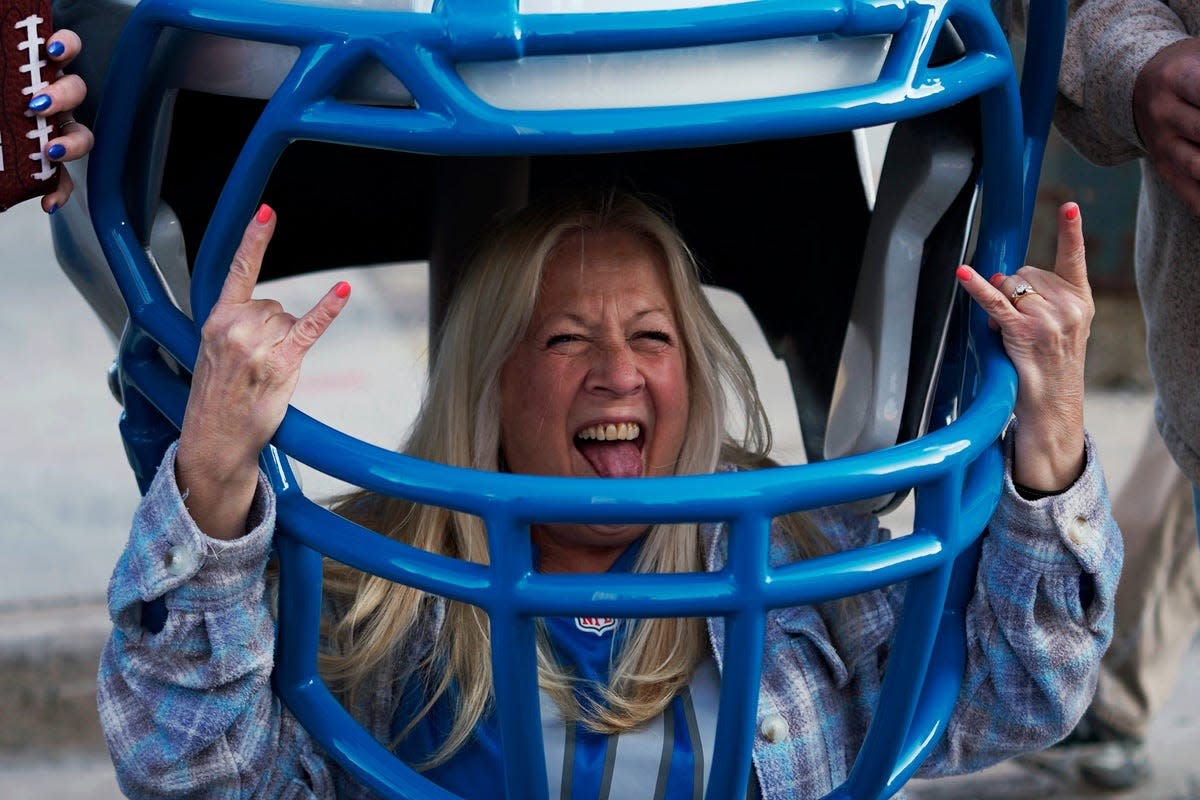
534, 228, 678, 318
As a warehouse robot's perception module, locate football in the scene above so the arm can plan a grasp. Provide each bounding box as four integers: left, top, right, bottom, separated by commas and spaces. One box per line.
0, 0, 57, 211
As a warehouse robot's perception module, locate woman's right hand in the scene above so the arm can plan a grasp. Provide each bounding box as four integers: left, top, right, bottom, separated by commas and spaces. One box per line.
175, 205, 351, 540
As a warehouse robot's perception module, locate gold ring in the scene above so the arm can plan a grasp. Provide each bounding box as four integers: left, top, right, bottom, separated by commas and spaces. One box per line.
57, 117, 79, 131
1010, 282, 1038, 307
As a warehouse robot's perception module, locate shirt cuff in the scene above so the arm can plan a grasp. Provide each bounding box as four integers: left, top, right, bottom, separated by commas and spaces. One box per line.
107, 442, 276, 630
991, 430, 1114, 577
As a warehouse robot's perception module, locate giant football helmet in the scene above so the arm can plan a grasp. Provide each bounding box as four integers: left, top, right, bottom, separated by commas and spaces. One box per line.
52, 0, 1063, 796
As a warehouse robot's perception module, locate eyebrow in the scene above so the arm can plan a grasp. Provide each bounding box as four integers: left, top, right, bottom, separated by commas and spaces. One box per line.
542, 308, 672, 326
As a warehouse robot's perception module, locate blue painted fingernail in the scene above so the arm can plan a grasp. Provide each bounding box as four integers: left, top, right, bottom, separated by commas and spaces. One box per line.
48, 203, 58, 215
27, 93, 51, 112
47, 143, 66, 160
47, 40, 65, 58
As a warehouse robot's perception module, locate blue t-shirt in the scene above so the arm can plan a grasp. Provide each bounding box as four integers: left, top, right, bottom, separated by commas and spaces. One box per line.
390, 539, 754, 799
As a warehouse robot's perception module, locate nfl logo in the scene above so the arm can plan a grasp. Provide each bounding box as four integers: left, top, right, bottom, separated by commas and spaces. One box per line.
574, 617, 618, 636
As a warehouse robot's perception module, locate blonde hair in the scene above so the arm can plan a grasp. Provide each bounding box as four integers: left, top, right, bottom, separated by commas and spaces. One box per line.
321, 190, 835, 765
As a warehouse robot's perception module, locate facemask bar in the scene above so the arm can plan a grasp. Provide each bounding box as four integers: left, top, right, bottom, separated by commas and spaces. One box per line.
88, 0, 1064, 796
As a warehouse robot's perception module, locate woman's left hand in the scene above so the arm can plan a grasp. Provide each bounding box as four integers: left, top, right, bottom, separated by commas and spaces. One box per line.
29, 29, 94, 213
956, 202, 1094, 493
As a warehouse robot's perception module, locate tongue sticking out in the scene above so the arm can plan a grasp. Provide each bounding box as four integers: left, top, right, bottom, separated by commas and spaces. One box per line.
577, 441, 643, 478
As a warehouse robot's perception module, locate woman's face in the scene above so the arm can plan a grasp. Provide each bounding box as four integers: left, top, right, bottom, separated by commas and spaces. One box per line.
498, 229, 690, 572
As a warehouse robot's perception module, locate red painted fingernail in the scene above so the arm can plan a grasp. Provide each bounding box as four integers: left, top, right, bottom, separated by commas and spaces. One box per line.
989, 273, 1005, 287
334, 281, 351, 299
955, 265, 972, 281
255, 203, 273, 224
1065, 203, 1079, 220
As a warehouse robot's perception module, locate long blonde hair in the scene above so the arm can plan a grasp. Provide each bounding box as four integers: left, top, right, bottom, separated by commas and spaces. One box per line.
321, 190, 835, 765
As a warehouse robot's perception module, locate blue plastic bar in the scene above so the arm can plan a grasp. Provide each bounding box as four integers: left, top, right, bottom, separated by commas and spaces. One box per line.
705, 514, 771, 800
484, 513, 549, 800
1018, 0, 1068, 250
122, 0, 911, 57
274, 498, 959, 614
843, 475, 963, 797
273, 534, 464, 800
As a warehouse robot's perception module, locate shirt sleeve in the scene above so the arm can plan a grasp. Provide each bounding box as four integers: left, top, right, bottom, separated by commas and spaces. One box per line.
97, 442, 337, 799
1052, 0, 1190, 165
919, 429, 1122, 775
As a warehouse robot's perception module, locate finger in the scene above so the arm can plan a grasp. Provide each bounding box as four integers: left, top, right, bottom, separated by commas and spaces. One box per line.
27, 74, 86, 117
956, 265, 1022, 327
994, 273, 1047, 314
1053, 202, 1088, 288
1167, 45, 1200, 109
991, 271, 1032, 302
1161, 97, 1200, 149
1164, 130, 1200, 180
1159, 161, 1200, 216
41, 168, 74, 214
44, 119, 94, 164
218, 204, 276, 306
281, 281, 352, 360
46, 30, 82, 69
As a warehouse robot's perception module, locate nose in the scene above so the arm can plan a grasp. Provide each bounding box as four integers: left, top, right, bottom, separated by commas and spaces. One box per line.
586, 341, 645, 396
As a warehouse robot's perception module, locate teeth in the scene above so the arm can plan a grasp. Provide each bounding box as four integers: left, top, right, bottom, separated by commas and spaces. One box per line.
577, 422, 640, 442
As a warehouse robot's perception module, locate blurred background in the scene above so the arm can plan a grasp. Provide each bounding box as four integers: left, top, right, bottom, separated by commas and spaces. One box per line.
3, 122, 1196, 800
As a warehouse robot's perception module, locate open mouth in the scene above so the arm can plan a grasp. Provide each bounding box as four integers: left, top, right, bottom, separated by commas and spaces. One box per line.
574, 422, 646, 478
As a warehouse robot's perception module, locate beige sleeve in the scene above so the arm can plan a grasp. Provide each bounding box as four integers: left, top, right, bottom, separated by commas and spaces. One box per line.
1052, 0, 1190, 165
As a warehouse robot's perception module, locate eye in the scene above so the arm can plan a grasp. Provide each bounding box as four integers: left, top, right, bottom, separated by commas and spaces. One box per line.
633, 330, 673, 346
545, 333, 587, 350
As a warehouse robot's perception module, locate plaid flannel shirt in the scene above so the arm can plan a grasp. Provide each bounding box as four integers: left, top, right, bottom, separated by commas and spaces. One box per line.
98, 434, 1121, 799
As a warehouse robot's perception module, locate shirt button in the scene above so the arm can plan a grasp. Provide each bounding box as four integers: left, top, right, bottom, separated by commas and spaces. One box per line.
163, 545, 196, 576
759, 714, 789, 743
1068, 516, 1092, 546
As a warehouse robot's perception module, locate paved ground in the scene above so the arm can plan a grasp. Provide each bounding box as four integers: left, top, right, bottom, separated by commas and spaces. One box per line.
1, 196, 1196, 798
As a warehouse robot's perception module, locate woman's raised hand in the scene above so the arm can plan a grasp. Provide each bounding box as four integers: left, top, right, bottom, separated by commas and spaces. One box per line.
175, 205, 351, 540
956, 202, 1094, 493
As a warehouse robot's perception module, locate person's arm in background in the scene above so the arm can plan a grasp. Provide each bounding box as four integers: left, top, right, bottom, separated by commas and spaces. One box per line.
1014, 0, 1200, 205
1053, 0, 1189, 166
1010, 0, 1181, 161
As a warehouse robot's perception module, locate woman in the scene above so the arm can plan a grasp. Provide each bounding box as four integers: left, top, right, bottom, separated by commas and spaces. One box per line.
99, 191, 1119, 799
